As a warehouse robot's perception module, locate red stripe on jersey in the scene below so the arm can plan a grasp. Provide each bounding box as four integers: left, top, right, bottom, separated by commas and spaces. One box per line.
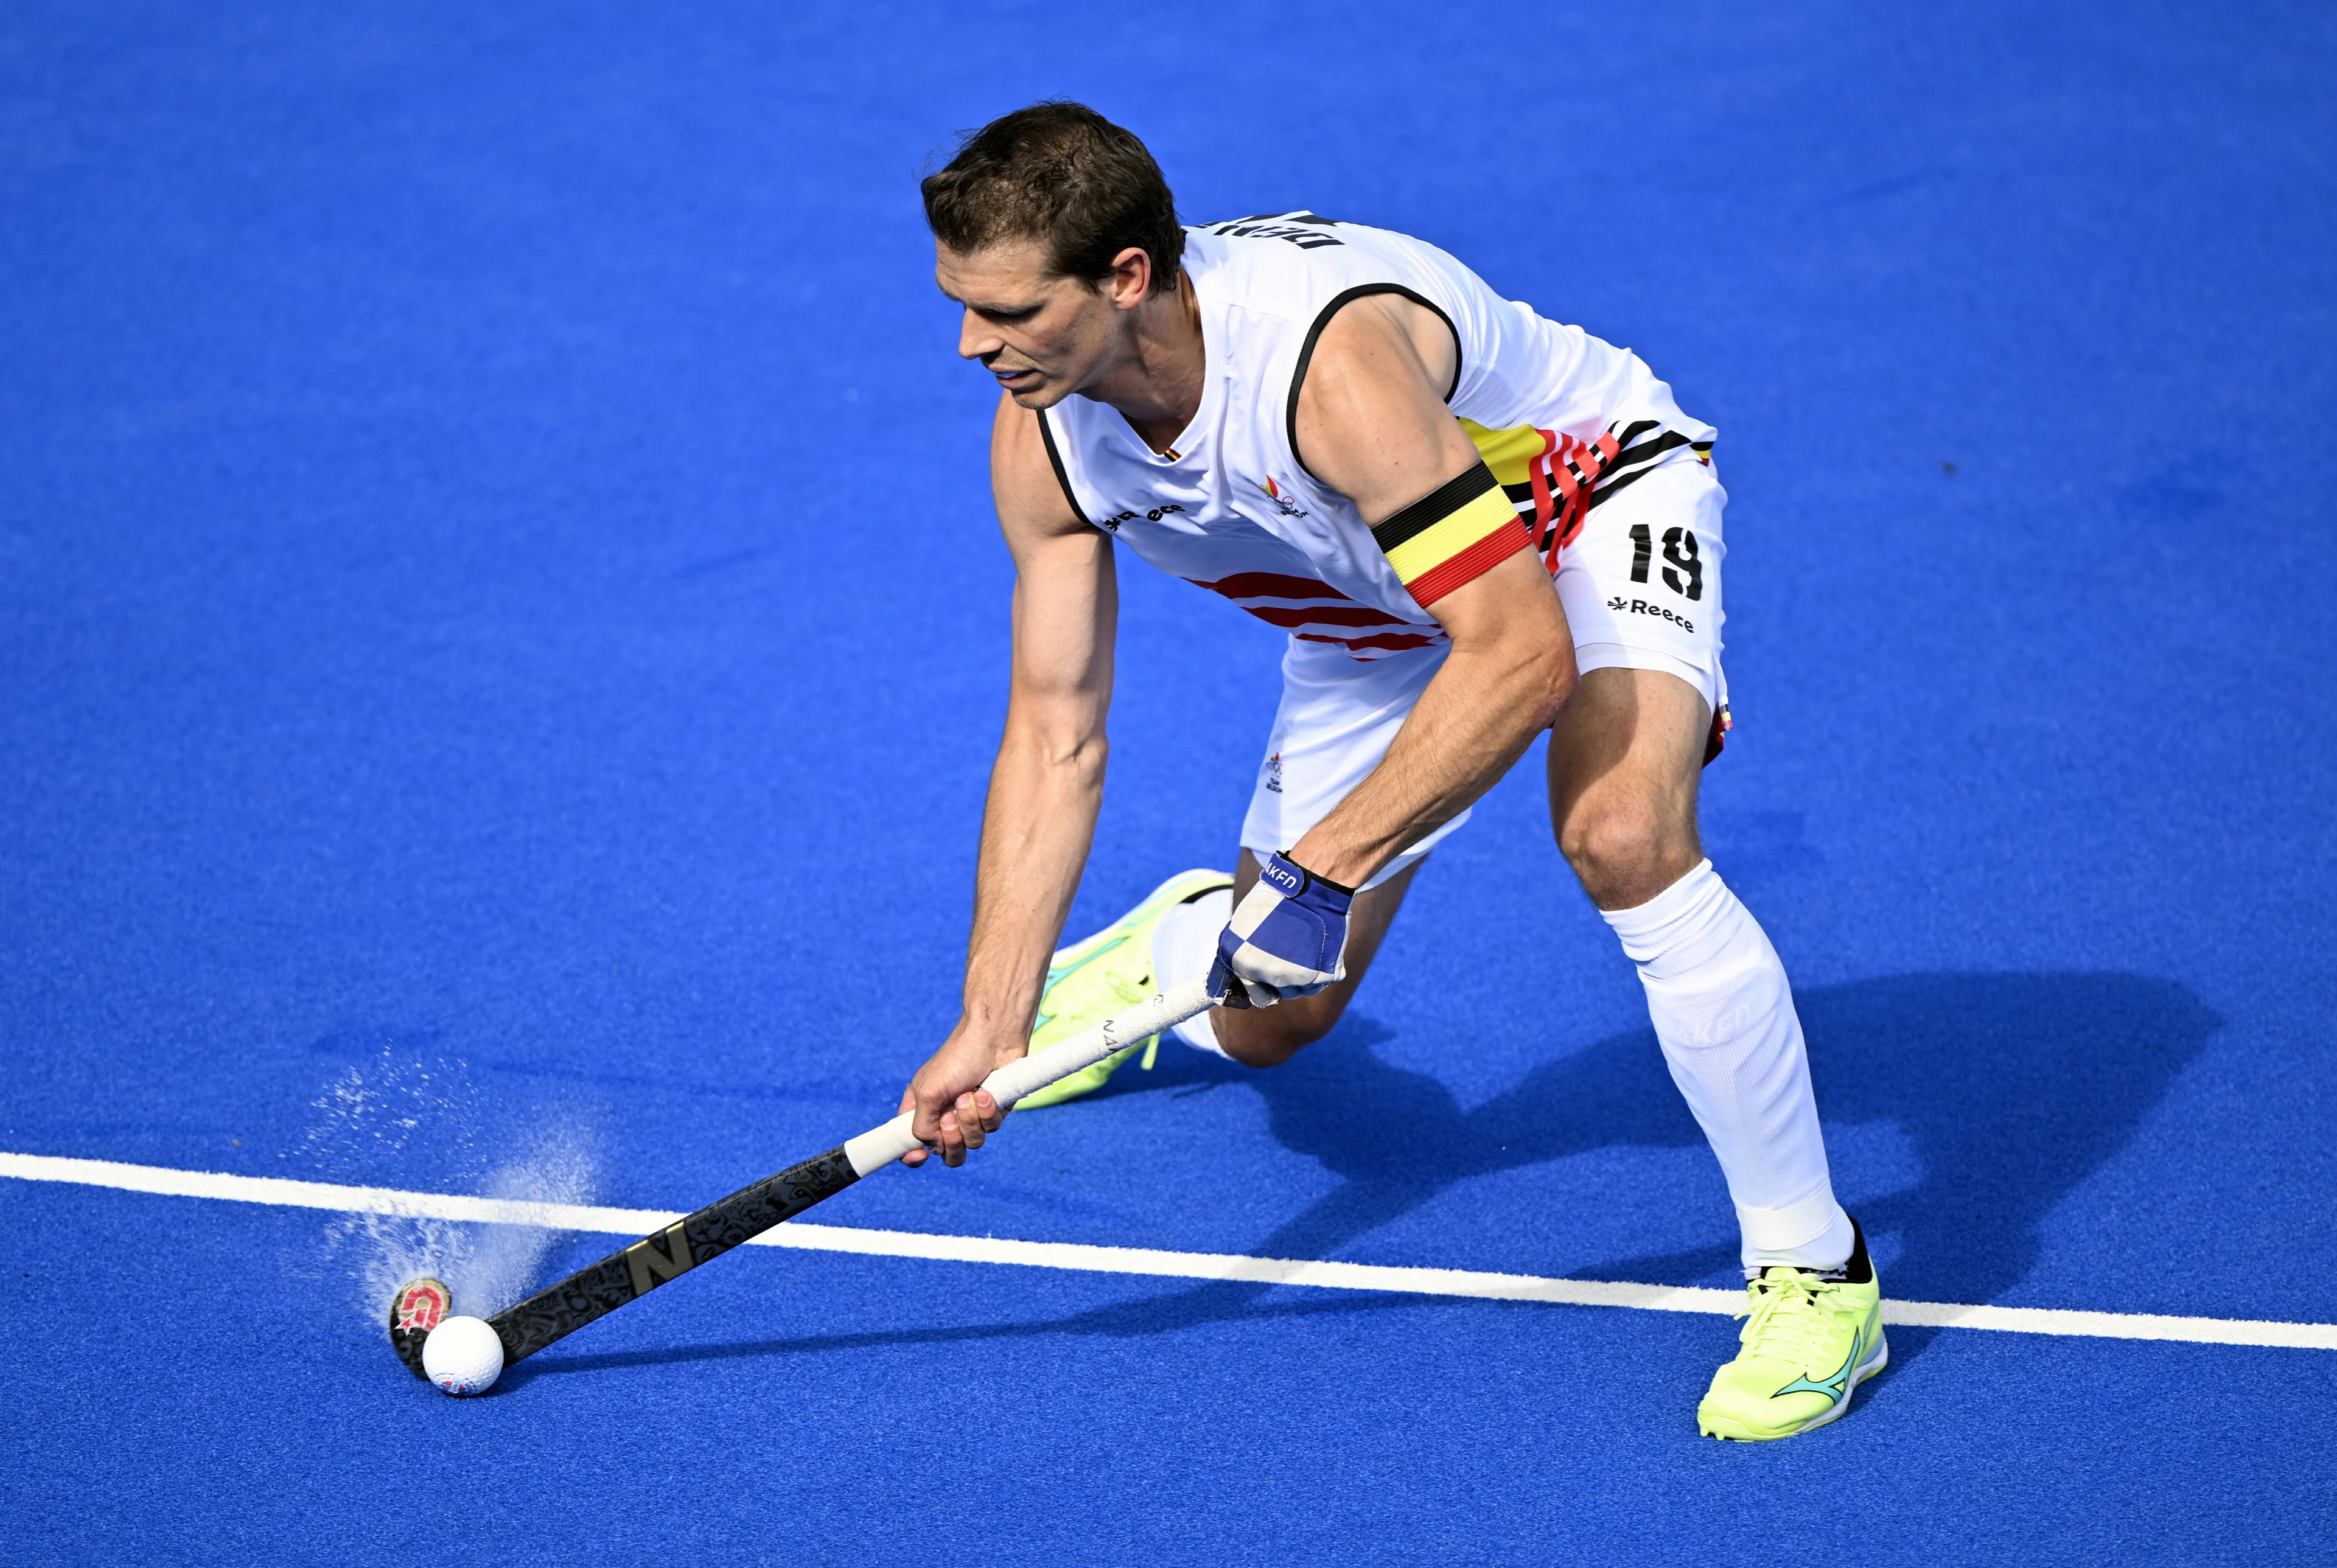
1186, 572, 1355, 602
1526, 428, 1561, 539
1234, 604, 1413, 630
1404, 517, 1532, 607
1188, 568, 1441, 655
1296, 630, 1444, 652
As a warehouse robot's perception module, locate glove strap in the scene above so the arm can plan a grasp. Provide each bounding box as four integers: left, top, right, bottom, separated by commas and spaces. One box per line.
1263, 852, 1355, 902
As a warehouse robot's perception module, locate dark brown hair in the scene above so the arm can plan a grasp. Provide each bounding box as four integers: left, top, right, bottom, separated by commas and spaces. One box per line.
921, 102, 1184, 296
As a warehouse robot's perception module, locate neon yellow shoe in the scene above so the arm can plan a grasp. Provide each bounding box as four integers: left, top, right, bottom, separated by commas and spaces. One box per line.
1697, 1221, 1887, 1440
1013, 868, 1232, 1109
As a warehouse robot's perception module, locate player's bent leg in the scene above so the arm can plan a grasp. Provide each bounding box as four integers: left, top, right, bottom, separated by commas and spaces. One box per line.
1545, 666, 1708, 911
1547, 665, 1853, 1272
1206, 850, 1422, 1068
1551, 666, 1870, 1432
1015, 868, 1236, 1109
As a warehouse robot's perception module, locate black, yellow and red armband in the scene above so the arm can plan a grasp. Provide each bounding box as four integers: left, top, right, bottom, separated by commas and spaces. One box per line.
1369, 462, 1531, 607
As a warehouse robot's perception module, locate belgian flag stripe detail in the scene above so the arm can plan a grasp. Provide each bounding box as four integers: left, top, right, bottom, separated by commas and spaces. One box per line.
1377, 467, 1529, 604
1372, 462, 1503, 554
1403, 519, 1531, 607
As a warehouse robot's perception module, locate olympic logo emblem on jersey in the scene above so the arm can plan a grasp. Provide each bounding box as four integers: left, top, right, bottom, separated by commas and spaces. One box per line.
1255, 477, 1308, 518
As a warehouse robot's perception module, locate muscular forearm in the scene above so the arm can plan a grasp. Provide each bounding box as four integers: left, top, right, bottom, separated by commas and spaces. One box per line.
1291, 632, 1573, 888
959, 719, 1108, 1045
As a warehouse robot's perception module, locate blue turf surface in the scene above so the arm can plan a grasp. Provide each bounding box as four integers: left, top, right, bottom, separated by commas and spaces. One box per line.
4, 1, 2335, 1561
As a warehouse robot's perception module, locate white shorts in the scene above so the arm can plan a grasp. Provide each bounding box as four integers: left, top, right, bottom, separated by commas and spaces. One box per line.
1239, 453, 1727, 890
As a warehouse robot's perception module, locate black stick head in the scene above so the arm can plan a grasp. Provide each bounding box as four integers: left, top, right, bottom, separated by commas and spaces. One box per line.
387, 1277, 451, 1380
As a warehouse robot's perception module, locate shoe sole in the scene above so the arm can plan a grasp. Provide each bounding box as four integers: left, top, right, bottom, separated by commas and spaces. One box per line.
1697, 1331, 1889, 1441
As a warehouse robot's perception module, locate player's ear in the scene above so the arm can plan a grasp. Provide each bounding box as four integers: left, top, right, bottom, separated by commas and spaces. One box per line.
1103, 245, 1152, 310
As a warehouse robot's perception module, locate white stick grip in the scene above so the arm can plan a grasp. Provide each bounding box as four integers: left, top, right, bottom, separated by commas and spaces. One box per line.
840, 976, 1216, 1176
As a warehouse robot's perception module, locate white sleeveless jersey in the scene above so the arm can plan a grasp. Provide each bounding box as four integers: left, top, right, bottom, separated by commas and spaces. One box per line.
1038, 214, 1717, 660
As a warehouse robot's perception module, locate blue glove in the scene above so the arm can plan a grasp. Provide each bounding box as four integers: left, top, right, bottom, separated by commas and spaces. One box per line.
1207, 853, 1354, 1009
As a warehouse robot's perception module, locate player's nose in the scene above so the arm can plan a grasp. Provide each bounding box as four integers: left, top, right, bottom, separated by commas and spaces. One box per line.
957, 308, 1001, 361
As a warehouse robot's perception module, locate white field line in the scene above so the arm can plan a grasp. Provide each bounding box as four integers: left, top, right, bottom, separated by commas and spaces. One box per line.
7, 1151, 2333, 1352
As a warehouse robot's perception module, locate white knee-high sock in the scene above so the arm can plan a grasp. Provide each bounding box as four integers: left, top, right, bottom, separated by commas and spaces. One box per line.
1601, 860, 1853, 1273
1152, 888, 1233, 1058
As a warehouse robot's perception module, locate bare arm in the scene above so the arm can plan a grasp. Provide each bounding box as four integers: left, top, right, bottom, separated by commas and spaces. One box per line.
1284, 296, 1577, 889
898, 391, 1116, 1166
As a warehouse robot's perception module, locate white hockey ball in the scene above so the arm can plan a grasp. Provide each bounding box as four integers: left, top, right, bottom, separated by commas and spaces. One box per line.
421, 1315, 505, 1396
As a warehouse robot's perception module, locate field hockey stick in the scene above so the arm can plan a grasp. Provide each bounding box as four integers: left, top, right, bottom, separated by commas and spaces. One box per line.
390, 975, 1216, 1376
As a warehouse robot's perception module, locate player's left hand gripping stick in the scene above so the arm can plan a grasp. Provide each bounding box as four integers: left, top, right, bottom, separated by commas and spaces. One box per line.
393, 977, 1218, 1395
1207, 852, 1354, 1008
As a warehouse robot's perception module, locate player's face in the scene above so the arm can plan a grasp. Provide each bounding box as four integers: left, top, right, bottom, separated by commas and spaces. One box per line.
935, 239, 1123, 408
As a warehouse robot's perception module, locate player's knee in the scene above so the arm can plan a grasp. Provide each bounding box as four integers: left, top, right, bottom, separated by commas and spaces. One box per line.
1560, 803, 1688, 910
1217, 998, 1343, 1068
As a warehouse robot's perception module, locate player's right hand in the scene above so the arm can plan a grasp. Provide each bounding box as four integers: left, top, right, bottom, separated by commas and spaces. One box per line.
898, 1022, 1016, 1168
1207, 852, 1355, 1008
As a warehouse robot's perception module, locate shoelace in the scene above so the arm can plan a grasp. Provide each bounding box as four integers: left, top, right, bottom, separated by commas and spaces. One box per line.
1736, 1269, 1835, 1368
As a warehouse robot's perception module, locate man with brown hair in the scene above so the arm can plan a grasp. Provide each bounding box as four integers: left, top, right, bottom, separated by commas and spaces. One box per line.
894, 101, 1883, 1441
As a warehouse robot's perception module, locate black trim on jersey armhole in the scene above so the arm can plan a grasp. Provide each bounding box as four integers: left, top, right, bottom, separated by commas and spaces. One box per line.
1034, 406, 1094, 529
1283, 284, 1462, 483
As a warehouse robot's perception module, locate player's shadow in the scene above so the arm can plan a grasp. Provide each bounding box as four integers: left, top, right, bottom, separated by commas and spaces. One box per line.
514, 971, 2216, 1382
1240, 970, 2221, 1305
1106, 969, 2217, 1378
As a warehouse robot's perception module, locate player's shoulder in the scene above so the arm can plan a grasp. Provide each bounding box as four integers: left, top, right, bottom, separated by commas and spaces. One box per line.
990, 392, 1090, 534
1188, 215, 1500, 355
1185, 214, 1425, 321
1189, 209, 1423, 258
